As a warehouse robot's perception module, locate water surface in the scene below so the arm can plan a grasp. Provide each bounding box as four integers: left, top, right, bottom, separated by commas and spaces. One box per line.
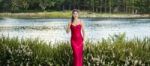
0, 18, 150, 43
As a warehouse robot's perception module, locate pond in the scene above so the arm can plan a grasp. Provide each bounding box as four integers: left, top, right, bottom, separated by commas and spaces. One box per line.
0, 18, 150, 44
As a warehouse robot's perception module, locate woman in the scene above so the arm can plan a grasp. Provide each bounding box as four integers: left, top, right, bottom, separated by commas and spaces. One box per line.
66, 9, 85, 66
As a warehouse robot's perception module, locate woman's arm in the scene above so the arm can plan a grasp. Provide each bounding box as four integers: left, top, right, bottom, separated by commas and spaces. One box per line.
66, 22, 71, 33
81, 20, 85, 42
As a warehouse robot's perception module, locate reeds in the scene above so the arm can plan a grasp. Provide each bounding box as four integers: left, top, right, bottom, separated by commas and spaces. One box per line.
0, 33, 150, 66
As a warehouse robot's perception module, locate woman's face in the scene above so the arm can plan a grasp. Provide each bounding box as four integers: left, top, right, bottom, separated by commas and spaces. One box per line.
73, 11, 78, 18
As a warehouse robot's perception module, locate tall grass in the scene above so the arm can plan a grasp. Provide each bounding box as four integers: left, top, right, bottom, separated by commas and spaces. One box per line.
0, 33, 150, 66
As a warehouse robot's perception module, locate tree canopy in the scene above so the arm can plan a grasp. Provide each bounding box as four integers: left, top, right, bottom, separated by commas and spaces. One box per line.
0, 0, 149, 14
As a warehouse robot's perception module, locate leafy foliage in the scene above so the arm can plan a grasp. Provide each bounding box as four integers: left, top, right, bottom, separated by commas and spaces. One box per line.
0, 34, 150, 66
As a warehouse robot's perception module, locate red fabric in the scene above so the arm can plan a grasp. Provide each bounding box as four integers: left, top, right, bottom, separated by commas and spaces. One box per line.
70, 23, 83, 66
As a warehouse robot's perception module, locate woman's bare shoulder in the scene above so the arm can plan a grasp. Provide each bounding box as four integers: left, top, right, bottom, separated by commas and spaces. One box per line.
79, 19, 84, 25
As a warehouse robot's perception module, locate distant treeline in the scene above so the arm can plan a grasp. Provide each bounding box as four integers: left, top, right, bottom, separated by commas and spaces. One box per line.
0, 0, 149, 14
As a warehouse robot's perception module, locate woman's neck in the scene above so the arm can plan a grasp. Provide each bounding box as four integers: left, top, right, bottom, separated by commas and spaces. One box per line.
74, 18, 78, 22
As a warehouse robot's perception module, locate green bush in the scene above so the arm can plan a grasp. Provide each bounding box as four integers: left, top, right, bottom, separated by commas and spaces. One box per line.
0, 33, 150, 66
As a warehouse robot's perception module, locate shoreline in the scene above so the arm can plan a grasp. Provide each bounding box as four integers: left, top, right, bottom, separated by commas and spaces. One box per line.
0, 11, 149, 19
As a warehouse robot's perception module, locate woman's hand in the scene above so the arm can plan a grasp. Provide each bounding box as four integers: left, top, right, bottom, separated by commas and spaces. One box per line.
83, 40, 85, 45
65, 22, 71, 33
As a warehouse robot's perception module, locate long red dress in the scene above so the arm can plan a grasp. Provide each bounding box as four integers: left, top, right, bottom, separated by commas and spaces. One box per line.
70, 22, 83, 66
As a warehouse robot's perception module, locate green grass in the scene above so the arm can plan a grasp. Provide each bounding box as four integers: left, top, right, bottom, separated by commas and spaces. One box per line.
0, 11, 72, 19
0, 33, 150, 66
0, 11, 149, 19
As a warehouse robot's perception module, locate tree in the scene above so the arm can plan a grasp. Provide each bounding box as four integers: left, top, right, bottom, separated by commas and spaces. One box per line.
0, 0, 11, 12
11, 0, 29, 12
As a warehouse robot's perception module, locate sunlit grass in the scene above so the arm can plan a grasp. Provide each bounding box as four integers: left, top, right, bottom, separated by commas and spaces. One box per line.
0, 33, 150, 66
0, 11, 149, 18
